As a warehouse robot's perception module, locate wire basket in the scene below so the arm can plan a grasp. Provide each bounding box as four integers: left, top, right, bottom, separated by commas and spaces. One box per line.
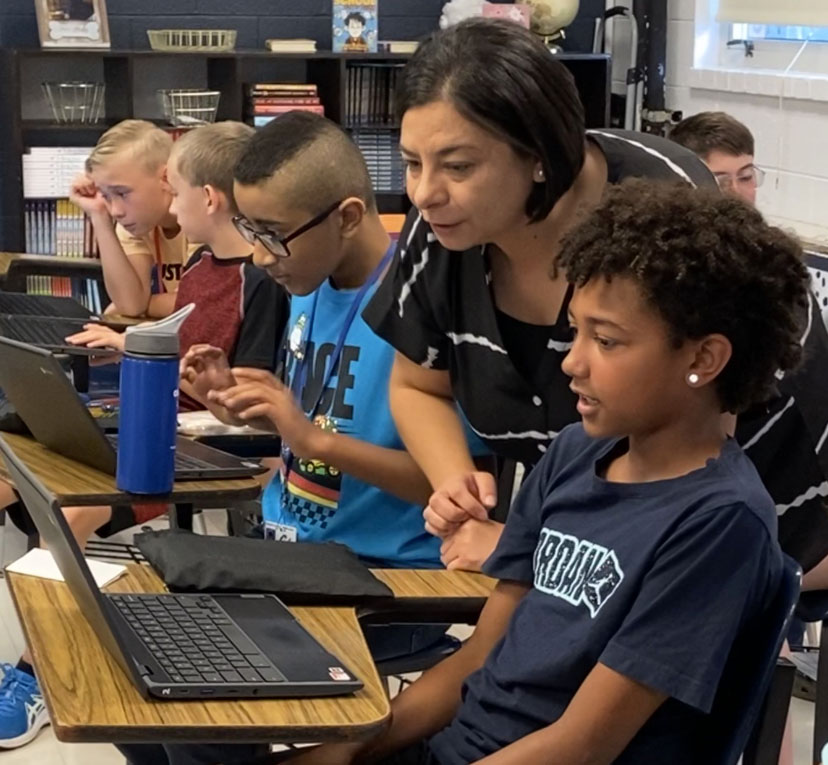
147, 29, 237, 52
158, 89, 221, 127
42, 81, 105, 124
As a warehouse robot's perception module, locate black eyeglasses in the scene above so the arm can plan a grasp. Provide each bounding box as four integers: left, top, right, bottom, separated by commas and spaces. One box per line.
232, 201, 342, 259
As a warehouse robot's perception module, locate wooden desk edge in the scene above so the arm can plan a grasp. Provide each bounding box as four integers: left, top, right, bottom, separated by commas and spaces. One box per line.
6, 570, 391, 744
51, 713, 391, 745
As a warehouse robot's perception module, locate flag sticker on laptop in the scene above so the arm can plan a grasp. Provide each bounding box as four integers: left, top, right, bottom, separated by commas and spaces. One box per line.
328, 667, 351, 681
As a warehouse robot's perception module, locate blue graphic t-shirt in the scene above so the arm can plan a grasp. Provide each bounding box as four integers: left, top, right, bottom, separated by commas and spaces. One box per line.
429, 424, 783, 764
262, 275, 441, 568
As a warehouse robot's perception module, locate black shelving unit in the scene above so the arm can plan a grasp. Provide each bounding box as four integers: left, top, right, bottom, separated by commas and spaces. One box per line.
0, 48, 610, 253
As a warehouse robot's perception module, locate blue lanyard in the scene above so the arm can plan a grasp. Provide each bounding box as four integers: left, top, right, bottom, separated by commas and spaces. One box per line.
282, 243, 395, 470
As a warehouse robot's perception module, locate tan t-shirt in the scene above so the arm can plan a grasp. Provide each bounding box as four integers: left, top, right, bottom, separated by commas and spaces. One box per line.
115, 224, 198, 295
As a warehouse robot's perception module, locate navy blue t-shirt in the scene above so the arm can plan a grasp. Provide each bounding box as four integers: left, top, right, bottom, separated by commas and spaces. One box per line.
429, 425, 783, 764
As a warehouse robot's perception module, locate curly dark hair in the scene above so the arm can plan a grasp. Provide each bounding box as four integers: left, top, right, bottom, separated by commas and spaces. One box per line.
557, 179, 808, 413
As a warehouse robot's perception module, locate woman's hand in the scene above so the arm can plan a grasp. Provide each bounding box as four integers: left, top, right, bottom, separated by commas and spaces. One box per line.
440, 519, 505, 572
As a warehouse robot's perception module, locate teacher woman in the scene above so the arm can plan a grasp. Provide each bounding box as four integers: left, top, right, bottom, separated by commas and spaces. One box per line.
363, 17, 828, 575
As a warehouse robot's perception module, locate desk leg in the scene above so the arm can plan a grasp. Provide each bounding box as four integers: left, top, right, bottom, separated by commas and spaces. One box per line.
70, 355, 90, 394
171, 503, 194, 532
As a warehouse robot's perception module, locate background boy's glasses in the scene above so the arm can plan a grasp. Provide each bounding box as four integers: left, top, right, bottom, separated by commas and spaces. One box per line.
714, 165, 766, 192
232, 201, 342, 258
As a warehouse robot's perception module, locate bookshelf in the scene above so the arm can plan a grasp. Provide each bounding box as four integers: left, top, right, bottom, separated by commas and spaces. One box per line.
0, 48, 610, 254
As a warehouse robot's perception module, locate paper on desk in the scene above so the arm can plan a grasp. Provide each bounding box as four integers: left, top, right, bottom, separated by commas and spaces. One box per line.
6, 548, 126, 588
177, 410, 273, 437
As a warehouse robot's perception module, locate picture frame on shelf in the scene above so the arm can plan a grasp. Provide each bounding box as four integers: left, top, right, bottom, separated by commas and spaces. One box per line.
34, 0, 111, 49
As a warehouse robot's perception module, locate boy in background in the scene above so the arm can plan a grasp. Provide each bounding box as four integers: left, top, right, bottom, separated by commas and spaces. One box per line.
0, 122, 286, 752
670, 111, 764, 206
70, 119, 197, 317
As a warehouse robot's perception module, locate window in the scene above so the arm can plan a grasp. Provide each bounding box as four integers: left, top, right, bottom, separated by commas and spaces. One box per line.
732, 23, 828, 42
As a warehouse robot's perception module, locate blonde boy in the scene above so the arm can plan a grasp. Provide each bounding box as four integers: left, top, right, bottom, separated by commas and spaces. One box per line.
70, 119, 196, 317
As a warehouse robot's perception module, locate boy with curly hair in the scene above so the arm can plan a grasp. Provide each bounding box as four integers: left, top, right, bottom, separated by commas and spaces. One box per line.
286, 179, 806, 764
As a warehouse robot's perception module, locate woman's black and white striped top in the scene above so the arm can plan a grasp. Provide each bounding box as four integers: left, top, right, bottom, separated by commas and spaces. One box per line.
364, 128, 828, 571
364, 129, 716, 467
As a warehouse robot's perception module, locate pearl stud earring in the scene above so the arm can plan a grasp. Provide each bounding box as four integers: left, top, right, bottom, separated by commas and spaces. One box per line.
687, 373, 700, 386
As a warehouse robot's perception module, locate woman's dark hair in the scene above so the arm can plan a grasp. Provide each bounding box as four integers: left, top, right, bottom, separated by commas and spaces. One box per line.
397, 18, 586, 222
558, 179, 809, 414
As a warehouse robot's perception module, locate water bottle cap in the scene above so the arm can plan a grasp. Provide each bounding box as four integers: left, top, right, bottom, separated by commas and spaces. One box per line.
124, 329, 179, 356
123, 303, 195, 357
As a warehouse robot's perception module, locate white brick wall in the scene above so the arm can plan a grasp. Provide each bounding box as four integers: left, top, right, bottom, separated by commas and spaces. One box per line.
665, 0, 828, 242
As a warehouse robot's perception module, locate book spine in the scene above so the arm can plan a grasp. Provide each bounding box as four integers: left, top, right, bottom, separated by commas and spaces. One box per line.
251, 97, 321, 105
252, 104, 325, 115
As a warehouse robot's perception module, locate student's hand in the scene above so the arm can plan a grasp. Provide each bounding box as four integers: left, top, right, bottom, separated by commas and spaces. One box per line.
211, 368, 321, 457
66, 323, 124, 350
440, 519, 505, 572
180, 344, 236, 402
69, 173, 109, 220
65, 323, 124, 365
423, 471, 497, 538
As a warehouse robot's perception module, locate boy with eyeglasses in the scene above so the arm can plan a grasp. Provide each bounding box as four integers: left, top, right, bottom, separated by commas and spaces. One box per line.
669, 111, 764, 205
181, 111, 439, 571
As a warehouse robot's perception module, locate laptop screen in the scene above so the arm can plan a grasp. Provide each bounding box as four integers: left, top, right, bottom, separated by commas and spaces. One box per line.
0, 437, 141, 686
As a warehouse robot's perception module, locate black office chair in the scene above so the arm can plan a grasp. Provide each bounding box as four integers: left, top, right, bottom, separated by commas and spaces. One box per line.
712, 554, 801, 765
789, 590, 828, 763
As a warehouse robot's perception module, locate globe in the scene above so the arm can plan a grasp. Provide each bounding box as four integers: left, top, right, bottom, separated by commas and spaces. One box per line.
525, 0, 580, 39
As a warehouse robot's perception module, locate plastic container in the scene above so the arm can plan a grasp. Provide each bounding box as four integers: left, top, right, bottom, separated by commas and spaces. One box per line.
158, 89, 221, 127
42, 81, 105, 124
147, 29, 237, 52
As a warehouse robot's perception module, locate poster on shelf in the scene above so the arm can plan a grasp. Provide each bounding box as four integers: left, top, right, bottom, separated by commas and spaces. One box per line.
34, 0, 111, 49
332, 0, 378, 53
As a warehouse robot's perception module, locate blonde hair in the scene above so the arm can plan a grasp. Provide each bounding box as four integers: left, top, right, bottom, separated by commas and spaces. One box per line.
85, 119, 173, 174
170, 122, 255, 212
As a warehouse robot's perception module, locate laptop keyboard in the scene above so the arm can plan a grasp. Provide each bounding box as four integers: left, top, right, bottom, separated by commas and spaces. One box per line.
0, 316, 88, 346
0, 293, 91, 318
105, 435, 215, 472
110, 593, 286, 685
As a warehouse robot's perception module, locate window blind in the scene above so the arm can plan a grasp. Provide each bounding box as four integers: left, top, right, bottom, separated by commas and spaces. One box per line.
717, 0, 828, 26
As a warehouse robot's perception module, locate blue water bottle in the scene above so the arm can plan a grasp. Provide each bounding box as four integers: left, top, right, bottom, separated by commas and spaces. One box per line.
116, 326, 180, 494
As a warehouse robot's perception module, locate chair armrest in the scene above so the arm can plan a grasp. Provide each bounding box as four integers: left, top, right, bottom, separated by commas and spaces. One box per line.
743, 657, 795, 765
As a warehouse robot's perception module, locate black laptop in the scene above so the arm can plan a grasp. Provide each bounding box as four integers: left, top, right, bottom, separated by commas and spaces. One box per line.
0, 337, 266, 481
0, 436, 362, 700
0, 293, 93, 319
0, 293, 115, 355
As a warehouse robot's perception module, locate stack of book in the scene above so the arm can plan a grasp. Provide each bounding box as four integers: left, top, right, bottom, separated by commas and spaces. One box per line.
246, 83, 324, 127
21, 145, 101, 307
265, 38, 318, 53
24, 199, 97, 258
352, 129, 405, 194
22, 146, 89, 199
344, 62, 406, 194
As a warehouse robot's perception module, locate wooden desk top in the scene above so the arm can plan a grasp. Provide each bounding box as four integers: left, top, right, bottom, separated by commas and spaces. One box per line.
7, 564, 390, 744
373, 568, 496, 600
0, 251, 20, 276
0, 433, 261, 507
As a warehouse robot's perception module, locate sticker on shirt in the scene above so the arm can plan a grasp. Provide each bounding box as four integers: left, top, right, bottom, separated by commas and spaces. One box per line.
289, 313, 308, 360
533, 528, 624, 618
282, 414, 342, 529
263, 521, 297, 542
